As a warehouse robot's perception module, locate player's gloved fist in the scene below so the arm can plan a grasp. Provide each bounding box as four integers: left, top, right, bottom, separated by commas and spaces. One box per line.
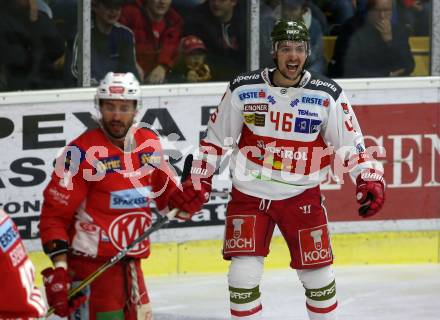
356, 169, 385, 218
168, 179, 210, 220
41, 267, 86, 317
168, 159, 214, 220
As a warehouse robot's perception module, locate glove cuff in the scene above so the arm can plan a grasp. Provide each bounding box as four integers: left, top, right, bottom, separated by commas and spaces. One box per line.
189, 159, 215, 192
357, 169, 385, 188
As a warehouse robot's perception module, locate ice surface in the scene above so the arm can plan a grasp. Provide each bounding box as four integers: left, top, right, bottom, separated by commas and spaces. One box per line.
49, 264, 440, 319
148, 264, 440, 320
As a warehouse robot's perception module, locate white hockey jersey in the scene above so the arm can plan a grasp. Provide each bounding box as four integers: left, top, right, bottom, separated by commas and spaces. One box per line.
200, 68, 381, 200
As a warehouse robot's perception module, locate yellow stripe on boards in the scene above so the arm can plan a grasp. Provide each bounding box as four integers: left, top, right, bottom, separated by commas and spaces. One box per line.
29, 231, 440, 287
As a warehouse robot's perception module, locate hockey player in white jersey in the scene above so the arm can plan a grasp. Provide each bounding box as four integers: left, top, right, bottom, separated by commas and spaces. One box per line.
172, 19, 386, 319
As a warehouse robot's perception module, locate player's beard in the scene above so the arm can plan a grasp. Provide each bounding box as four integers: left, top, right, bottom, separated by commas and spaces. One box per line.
278, 60, 305, 83
279, 69, 301, 83
102, 119, 133, 140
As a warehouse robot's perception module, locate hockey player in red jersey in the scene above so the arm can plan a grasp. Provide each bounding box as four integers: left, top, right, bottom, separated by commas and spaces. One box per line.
171, 20, 386, 319
0, 209, 47, 318
39, 72, 204, 319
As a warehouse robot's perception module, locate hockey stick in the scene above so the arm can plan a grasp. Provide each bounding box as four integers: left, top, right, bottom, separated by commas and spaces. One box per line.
46, 208, 179, 316
46, 154, 194, 316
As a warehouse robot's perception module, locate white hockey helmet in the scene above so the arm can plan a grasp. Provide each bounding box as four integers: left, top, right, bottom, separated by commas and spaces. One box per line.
96, 72, 141, 107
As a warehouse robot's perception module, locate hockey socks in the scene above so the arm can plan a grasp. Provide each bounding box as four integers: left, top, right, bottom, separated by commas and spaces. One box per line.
228, 256, 264, 319
229, 285, 262, 319
297, 266, 338, 320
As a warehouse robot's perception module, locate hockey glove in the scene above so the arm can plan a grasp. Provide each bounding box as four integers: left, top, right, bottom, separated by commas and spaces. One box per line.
356, 169, 385, 218
42, 267, 86, 317
168, 159, 214, 220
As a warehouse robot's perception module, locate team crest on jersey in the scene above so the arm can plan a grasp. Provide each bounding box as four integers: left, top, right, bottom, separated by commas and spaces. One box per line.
0, 218, 19, 252
108, 212, 152, 255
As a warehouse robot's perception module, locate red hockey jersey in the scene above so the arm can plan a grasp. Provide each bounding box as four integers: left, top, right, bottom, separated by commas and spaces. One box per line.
40, 126, 177, 260
0, 210, 47, 318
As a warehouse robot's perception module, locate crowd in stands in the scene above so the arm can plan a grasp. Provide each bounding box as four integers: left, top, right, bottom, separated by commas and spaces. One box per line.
0, 0, 432, 92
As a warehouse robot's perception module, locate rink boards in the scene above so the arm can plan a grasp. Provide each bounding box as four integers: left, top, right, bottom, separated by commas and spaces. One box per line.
0, 77, 439, 280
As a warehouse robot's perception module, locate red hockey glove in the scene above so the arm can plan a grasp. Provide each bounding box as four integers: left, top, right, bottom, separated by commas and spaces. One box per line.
169, 179, 210, 219
42, 267, 86, 317
168, 159, 214, 220
356, 169, 385, 218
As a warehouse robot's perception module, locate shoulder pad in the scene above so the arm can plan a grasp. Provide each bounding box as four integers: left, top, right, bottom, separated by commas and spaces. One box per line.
303, 71, 342, 101
136, 126, 160, 140
71, 129, 105, 153
229, 69, 265, 92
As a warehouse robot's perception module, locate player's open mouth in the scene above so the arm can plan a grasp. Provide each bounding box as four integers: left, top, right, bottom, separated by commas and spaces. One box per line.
287, 63, 298, 72
110, 123, 124, 130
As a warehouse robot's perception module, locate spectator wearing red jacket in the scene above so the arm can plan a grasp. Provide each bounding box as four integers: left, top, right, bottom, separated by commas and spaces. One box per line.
120, 0, 183, 84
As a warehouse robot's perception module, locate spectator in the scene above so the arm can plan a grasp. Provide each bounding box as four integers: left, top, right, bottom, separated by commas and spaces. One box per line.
170, 35, 212, 83
120, 0, 183, 84
173, 0, 205, 17
260, 0, 281, 68
71, 0, 141, 86
312, 0, 355, 30
281, 0, 327, 74
184, 0, 247, 81
397, 0, 430, 36
260, 0, 327, 68
328, 0, 367, 77
262, 0, 282, 17
50, 0, 78, 86
0, 0, 65, 91
306, 0, 329, 34
51, 0, 77, 47
341, 0, 415, 77
37, 0, 53, 18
